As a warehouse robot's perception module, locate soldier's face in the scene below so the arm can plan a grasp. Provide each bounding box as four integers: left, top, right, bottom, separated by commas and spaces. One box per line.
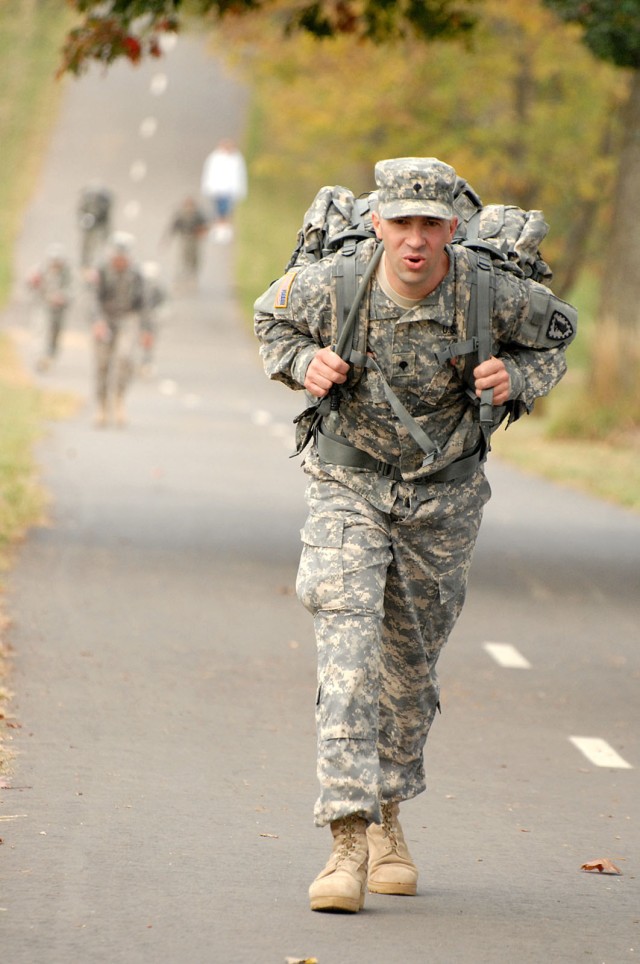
111, 253, 129, 272
372, 212, 457, 299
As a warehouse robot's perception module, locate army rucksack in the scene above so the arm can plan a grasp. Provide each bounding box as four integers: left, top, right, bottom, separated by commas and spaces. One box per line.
285, 178, 553, 458
78, 187, 113, 229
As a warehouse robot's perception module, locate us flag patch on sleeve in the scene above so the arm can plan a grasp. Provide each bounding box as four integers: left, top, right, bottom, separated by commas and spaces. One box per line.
274, 270, 297, 310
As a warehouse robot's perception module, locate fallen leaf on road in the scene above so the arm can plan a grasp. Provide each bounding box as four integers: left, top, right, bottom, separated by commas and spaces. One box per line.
581, 858, 622, 875
285, 958, 318, 963
260, 832, 279, 839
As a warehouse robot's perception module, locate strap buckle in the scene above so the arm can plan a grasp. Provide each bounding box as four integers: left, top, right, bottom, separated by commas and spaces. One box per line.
375, 459, 400, 480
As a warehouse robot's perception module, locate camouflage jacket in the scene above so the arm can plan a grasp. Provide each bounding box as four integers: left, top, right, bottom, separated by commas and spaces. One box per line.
254, 239, 576, 494
96, 263, 149, 329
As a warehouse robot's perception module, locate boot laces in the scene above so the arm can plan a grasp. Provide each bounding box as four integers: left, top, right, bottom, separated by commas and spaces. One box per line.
336, 814, 361, 858
380, 803, 399, 848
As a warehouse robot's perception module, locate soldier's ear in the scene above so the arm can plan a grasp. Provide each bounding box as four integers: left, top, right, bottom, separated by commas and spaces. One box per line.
371, 211, 383, 241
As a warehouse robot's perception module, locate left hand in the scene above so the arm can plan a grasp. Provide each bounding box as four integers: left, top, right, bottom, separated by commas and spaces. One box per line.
473, 356, 511, 406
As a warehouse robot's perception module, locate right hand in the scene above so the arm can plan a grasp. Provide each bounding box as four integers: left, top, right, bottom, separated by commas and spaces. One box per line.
304, 347, 350, 398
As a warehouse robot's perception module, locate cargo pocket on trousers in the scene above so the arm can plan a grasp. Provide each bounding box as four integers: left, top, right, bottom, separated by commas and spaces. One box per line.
296, 516, 345, 613
438, 559, 470, 610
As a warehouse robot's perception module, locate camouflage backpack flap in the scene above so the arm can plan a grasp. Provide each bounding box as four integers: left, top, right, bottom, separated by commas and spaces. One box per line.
452, 177, 552, 285
285, 185, 377, 271
80, 188, 112, 222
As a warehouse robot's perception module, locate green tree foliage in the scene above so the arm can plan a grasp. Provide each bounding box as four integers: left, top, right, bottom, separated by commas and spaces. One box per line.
543, 0, 640, 428
61, 0, 478, 73
543, 0, 640, 68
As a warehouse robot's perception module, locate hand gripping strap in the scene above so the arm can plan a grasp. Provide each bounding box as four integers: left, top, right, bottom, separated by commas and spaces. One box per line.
475, 254, 494, 430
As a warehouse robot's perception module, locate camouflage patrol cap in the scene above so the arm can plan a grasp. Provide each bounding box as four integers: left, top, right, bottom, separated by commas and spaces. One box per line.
109, 231, 134, 254
375, 157, 456, 220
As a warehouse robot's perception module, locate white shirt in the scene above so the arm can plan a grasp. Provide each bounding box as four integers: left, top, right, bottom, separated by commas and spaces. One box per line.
200, 148, 247, 200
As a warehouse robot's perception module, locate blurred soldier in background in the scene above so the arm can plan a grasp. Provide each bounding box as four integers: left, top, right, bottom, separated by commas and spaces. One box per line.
78, 183, 114, 268
26, 243, 73, 371
163, 196, 209, 290
200, 138, 247, 244
91, 233, 150, 428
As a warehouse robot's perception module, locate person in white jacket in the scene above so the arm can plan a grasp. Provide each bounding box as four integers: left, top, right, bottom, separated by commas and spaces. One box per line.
200, 139, 247, 243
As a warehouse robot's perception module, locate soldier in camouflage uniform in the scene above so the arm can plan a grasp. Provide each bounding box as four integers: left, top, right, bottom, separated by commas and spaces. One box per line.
254, 157, 577, 914
91, 233, 150, 428
78, 183, 113, 269
27, 244, 73, 371
164, 196, 210, 290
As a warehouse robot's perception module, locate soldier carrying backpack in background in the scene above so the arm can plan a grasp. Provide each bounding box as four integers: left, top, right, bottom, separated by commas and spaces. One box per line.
254, 157, 577, 914
78, 182, 114, 269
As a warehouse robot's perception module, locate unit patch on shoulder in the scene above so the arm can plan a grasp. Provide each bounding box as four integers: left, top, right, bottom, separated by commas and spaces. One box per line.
274, 270, 298, 310
546, 310, 574, 342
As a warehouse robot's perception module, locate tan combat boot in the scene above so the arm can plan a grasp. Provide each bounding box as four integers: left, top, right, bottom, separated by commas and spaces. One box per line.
309, 814, 368, 913
114, 396, 127, 428
94, 401, 109, 428
367, 802, 418, 896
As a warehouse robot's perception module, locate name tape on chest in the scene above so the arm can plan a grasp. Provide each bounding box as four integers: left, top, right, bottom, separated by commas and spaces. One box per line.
274, 270, 298, 310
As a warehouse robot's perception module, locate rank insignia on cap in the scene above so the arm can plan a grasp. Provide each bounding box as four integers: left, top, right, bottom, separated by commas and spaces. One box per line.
547, 310, 574, 341
274, 270, 298, 310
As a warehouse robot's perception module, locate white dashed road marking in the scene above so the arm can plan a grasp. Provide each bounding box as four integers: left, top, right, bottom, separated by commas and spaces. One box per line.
251, 409, 273, 427
139, 117, 158, 138
123, 200, 141, 220
129, 160, 147, 182
483, 642, 531, 669
150, 73, 168, 96
159, 33, 178, 54
159, 379, 178, 396
569, 737, 632, 769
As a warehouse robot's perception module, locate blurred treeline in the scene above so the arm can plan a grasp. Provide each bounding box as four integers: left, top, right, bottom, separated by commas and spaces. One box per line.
224, 0, 623, 302
0, 0, 73, 304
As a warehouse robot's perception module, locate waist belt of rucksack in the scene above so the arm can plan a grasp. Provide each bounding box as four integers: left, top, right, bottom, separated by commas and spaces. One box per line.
316, 425, 485, 484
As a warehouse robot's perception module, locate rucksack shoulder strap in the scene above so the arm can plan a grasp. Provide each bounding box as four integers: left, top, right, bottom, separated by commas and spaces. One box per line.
474, 253, 495, 432
331, 239, 382, 362
433, 247, 498, 439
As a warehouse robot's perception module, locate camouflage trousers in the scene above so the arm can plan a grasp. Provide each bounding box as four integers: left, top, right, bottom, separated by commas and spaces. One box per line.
94, 315, 139, 405
296, 471, 491, 827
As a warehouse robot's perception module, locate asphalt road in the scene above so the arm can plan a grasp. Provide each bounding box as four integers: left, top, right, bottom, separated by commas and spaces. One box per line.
1, 34, 639, 964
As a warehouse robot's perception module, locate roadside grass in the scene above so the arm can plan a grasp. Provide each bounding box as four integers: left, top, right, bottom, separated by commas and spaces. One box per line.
0, 332, 77, 767
0, 333, 79, 571
0, 2, 75, 766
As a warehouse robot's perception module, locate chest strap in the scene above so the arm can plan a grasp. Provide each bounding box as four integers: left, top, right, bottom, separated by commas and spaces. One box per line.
316, 425, 485, 484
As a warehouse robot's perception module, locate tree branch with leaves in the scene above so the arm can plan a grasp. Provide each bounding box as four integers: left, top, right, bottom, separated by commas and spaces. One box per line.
60, 0, 478, 74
